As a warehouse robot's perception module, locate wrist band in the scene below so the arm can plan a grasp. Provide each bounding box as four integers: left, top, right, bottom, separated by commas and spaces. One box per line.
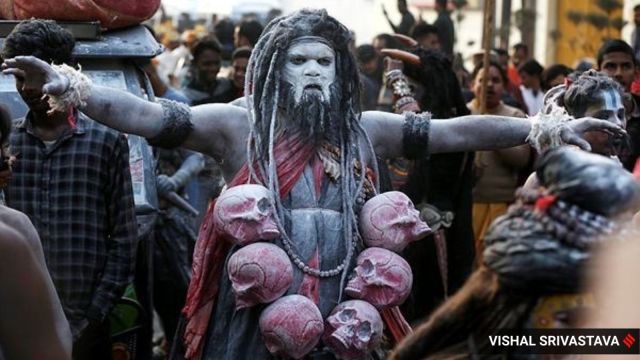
47, 64, 92, 113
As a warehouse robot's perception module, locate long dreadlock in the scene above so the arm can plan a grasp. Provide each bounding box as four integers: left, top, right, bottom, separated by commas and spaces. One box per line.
243, 9, 379, 296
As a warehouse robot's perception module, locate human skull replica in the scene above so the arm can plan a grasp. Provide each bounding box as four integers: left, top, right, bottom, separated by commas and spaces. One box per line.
214, 184, 280, 245
345, 247, 413, 308
259, 295, 324, 359
359, 191, 431, 253
322, 300, 384, 360
227, 243, 293, 310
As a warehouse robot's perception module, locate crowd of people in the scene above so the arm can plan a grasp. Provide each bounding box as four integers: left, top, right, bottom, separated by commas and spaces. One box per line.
1, 1, 640, 360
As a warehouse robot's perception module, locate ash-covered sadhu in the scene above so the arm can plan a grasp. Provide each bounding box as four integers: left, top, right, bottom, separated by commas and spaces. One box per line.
2, 8, 627, 360
390, 147, 640, 360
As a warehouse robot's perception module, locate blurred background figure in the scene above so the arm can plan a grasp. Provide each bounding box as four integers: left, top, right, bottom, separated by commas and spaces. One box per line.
467, 61, 531, 257
411, 23, 440, 51
229, 47, 252, 99
541, 63, 572, 91
356, 44, 383, 111
170, 30, 199, 87
518, 59, 545, 115
234, 19, 264, 49
433, 0, 454, 58
382, 0, 415, 36
508, 43, 528, 87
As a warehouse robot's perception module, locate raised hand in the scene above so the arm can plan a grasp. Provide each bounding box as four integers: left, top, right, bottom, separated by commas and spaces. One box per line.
563, 117, 627, 152
2, 56, 69, 97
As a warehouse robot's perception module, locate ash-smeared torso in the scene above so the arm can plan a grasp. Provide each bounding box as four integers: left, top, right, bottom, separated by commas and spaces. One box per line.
203, 162, 359, 360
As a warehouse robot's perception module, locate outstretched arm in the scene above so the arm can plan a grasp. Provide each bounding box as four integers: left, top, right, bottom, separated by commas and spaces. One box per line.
2, 56, 247, 159
362, 111, 625, 160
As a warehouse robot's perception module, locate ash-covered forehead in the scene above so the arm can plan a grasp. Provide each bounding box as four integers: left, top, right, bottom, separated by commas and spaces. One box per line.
286, 40, 335, 58
596, 89, 624, 111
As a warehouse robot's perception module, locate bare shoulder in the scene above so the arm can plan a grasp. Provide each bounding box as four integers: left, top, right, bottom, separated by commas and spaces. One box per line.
0, 221, 29, 259
0, 206, 37, 239
361, 111, 406, 159
185, 103, 250, 160
0, 206, 43, 258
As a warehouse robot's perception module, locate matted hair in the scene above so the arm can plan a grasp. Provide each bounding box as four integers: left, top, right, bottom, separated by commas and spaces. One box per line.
2, 19, 75, 65
542, 69, 623, 117
243, 9, 378, 293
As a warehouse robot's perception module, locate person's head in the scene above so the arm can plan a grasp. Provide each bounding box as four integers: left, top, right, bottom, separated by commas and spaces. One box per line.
180, 30, 198, 50
402, 48, 470, 119
493, 48, 509, 69
544, 70, 625, 156
471, 61, 508, 109
541, 64, 572, 91
372, 33, 399, 55
356, 44, 380, 77
214, 17, 236, 45
2, 20, 75, 115
518, 59, 543, 90
246, 9, 362, 148
597, 39, 636, 92
435, 0, 448, 11
234, 19, 264, 48
231, 47, 251, 89
411, 23, 440, 51
398, 0, 408, 13
634, 4, 640, 27
511, 43, 528, 67
246, 10, 373, 257
191, 36, 223, 85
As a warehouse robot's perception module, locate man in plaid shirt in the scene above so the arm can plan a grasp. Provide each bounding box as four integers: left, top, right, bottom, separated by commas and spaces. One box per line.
2, 20, 138, 359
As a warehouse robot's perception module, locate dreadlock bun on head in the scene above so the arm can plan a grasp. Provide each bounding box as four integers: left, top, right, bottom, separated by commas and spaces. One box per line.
537, 147, 640, 216
542, 69, 624, 118
483, 147, 640, 294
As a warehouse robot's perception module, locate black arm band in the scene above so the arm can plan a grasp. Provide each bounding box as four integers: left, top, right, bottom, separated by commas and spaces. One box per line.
402, 111, 432, 160
147, 99, 194, 149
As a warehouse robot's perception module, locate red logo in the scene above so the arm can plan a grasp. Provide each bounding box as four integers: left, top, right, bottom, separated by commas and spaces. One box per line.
623, 334, 636, 349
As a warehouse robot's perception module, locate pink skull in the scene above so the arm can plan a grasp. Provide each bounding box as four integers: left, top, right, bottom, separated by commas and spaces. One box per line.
359, 191, 431, 253
259, 294, 324, 359
322, 300, 383, 360
227, 242, 293, 310
345, 247, 413, 308
214, 184, 280, 246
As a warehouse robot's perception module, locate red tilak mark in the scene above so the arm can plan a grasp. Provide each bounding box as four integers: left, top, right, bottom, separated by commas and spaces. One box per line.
534, 195, 556, 212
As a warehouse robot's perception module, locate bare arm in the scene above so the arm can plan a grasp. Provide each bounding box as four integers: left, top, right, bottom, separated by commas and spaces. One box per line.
362, 111, 625, 160
2, 56, 248, 160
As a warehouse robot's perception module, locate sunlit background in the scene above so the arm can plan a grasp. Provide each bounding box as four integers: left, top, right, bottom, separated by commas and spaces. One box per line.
155, 0, 640, 68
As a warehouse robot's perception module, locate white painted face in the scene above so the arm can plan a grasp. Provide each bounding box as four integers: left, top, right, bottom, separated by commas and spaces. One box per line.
283, 41, 336, 103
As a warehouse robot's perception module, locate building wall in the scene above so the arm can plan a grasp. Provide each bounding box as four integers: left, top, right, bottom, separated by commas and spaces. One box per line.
552, 0, 623, 68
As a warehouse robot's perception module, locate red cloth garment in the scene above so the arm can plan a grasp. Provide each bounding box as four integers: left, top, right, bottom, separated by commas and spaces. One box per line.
182, 135, 315, 359
0, 0, 160, 29
382, 307, 413, 343
182, 135, 412, 358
